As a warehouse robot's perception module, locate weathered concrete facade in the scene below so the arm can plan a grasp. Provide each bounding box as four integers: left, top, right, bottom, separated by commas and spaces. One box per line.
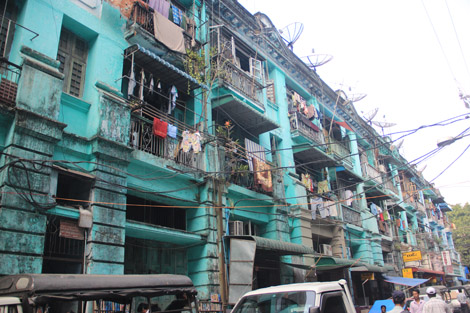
0, 0, 462, 308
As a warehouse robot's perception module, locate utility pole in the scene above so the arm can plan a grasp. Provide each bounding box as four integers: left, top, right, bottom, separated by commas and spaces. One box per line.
215, 178, 228, 309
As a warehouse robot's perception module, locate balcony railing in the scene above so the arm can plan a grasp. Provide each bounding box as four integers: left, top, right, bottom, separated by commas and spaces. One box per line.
378, 220, 393, 237
342, 205, 362, 227
383, 179, 399, 195
129, 107, 204, 171
415, 201, 426, 214
217, 61, 264, 110
0, 59, 21, 106
325, 135, 352, 168
222, 142, 274, 196
362, 164, 383, 184
290, 112, 325, 145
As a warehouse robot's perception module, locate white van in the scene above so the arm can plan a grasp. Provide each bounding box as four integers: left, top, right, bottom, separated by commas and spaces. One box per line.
230, 280, 356, 313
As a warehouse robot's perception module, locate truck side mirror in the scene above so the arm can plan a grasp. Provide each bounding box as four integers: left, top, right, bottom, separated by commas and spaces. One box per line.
309, 306, 320, 313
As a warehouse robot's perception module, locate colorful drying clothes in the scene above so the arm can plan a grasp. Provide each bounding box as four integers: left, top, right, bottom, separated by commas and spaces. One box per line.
153, 118, 168, 138
171, 5, 183, 25
181, 130, 201, 153
253, 158, 273, 193
317, 180, 329, 194
167, 123, 177, 138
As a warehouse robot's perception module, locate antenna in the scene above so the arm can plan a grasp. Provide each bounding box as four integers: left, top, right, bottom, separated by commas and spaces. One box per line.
279, 22, 304, 51
301, 54, 333, 70
371, 120, 396, 136
348, 93, 367, 102
395, 139, 404, 150
361, 108, 379, 124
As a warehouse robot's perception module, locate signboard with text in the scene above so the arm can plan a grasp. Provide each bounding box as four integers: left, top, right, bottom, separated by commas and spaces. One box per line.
402, 268, 413, 279
402, 251, 422, 262
442, 251, 452, 266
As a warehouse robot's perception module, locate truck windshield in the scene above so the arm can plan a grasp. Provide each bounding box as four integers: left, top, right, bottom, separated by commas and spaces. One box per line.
232, 291, 316, 313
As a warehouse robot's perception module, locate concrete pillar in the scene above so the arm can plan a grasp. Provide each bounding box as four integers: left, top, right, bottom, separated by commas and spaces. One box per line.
85, 83, 131, 274
0, 46, 65, 274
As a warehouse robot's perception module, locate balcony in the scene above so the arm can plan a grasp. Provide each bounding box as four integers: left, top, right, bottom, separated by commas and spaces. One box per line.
362, 164, 383, 184
0, 59, 21, 107
378, 220, 393, 238
221, 140, 274, 197
415, 201, 426, 216
216, 61, 264, 110
129, 106, 204, 171
383, 179, 399, 196
325, 134, 352, 169
127, 2, 198, 59
342, 205, 362, 228
290, 111, 325, 145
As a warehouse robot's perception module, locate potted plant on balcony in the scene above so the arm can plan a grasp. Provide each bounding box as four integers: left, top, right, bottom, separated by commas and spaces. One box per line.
216, 120, 250, 185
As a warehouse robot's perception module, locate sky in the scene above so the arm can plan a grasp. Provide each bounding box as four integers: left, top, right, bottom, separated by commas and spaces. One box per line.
238, 0, 470, 205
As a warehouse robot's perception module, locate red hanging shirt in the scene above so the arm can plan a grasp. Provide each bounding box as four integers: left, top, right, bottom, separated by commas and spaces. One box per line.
153, 117, 168, 138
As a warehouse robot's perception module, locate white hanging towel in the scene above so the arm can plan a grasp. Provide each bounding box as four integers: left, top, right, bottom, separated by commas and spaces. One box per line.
139, 69, 145, 101
127, 59, 136, 98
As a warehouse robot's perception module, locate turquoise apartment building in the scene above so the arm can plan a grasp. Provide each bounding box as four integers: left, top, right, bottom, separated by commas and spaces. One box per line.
0, 0, 462, 307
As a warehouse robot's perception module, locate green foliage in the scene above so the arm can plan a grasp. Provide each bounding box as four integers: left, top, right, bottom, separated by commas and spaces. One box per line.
447, 203, 470, 266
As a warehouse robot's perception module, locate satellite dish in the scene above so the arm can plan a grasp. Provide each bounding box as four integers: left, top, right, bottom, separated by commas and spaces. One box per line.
371, 120, 396, 136
418, 165, 427, 173
348, 93, 367, 102
301, 54, 333, 69
279, 22, 304, 51
395, 139, 404, 150
362, 108, 379, 123
459, 90, 470, 108
371, 121, 396, 128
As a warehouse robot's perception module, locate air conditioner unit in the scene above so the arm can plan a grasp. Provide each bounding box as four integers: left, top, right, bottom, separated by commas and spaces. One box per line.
229, 221, 244, 236
321, 244, 333, 256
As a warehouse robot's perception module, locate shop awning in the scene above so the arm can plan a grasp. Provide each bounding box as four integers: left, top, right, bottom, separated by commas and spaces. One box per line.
282, 257, 360, 271
383, 275, 429, 287
350, 264, 388, 273
226, 235, 315, 255
412, 267, 445, 276
314, 257, 362, 271
458, 277, 470, 283
436, 203, 452, 212
212, 94, 279, 136
126, 221, 206, 245
125, 44, 209, 92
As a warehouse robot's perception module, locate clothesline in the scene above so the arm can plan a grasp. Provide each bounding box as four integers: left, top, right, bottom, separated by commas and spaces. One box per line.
122, 74, 207, 122
142, 105, 196, 134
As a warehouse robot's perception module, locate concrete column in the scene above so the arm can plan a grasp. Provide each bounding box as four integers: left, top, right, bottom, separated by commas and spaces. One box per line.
85, 83, 131, 274
0, 46, 65, 274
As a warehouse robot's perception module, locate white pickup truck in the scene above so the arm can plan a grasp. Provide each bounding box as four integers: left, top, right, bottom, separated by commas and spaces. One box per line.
230, 279, 356, 313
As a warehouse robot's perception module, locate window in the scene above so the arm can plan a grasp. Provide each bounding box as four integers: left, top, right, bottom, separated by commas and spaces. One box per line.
57, 28, 88, 97
0, 1, 17, 58
320, 293, 347, 313
126, 195, 186, 230
50, 168, 94, 208
42, 217, 84, 274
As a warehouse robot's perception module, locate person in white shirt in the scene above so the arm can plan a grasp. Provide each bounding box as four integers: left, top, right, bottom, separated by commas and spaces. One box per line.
457, 289, 469, 313
387, 290, 406, 313
410, 289, 425, 313
422, 287, 451, 313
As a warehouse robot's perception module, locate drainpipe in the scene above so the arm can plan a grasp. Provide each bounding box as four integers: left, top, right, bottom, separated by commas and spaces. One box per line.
215, 178, 227, 308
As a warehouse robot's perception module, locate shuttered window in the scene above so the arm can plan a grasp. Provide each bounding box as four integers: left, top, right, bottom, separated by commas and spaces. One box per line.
56, 28, 88, 98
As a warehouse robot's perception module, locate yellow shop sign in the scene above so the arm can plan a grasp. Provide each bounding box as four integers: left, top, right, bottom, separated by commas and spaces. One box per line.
402, 251, 422, 262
